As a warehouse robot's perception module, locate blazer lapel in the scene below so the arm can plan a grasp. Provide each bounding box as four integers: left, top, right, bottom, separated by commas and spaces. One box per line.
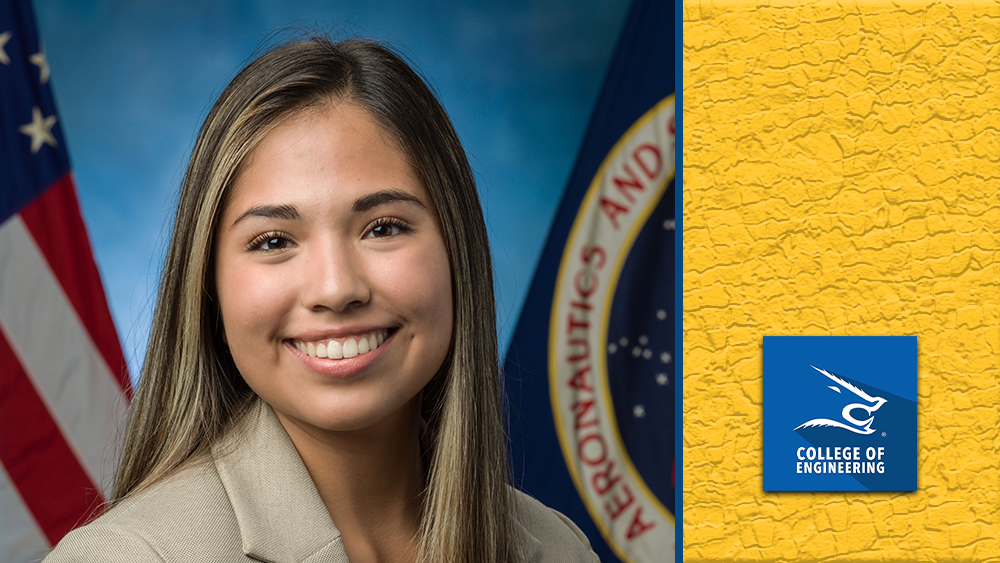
212, 399, 350, 563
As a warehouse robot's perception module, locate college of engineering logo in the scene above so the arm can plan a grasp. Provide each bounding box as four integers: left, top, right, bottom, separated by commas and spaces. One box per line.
795, 366, 887, 435
549, 96, 675, 562
763, 336, 917, 492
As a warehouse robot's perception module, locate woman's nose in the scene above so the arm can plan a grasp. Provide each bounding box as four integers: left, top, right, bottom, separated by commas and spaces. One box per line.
300, 243, 371, 313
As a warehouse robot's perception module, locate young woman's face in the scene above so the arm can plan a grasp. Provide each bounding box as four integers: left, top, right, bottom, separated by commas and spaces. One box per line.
214, 103, 453, 434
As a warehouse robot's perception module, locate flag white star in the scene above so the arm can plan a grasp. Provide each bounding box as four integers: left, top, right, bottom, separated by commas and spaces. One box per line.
30, 42, 49, 84
0, 31, 11, 66
19, 106, 58, 153
633, 404, 646, 418
656, 373, 669, 385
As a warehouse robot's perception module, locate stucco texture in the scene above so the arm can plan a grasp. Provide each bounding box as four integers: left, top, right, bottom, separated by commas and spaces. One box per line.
683, 1, 1000, 562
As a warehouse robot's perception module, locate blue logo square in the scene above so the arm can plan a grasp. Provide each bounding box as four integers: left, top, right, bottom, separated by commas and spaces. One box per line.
763, 336, 917, 491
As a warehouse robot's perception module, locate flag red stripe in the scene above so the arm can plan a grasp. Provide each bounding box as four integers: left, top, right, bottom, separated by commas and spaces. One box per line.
0, 332, 106, 546
18, 175, 132, 397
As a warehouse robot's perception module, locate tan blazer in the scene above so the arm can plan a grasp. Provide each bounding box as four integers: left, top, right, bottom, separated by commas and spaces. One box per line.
45, 400, 599, 562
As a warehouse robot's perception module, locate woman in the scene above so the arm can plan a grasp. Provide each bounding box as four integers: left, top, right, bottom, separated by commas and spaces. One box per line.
45, 37, 598, 562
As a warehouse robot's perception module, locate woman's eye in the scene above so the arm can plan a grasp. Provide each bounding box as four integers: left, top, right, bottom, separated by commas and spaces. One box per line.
366, 218, 410, 239
370, 224, 399, 238
248, 233, 293, 252
260, 237, 288, 250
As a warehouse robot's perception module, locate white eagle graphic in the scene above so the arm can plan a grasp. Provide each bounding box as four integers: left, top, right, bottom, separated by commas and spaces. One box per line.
793, 366, 887, 435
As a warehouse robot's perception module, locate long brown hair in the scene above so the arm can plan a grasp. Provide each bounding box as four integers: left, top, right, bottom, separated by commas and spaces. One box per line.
114, 37, 516, 562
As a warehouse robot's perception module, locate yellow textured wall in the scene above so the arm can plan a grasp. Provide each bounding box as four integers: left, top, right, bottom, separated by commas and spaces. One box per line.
683, 1, 1000, 561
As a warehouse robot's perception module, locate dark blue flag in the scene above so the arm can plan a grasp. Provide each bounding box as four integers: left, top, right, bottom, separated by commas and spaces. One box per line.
503, 0, 674, 561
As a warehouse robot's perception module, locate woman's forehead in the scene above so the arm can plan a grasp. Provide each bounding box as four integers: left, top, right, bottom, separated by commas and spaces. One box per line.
221, 103, 428, 219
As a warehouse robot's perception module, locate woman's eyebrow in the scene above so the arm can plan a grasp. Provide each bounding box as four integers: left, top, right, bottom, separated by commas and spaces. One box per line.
230, 204, 300, 228
352, 189, 426, 213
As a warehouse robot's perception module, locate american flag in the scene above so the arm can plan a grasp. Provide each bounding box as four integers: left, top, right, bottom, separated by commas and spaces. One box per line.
0, 0, 131, 561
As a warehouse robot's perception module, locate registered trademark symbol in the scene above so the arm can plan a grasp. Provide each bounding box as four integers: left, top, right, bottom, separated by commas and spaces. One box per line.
882, 432, 887, 437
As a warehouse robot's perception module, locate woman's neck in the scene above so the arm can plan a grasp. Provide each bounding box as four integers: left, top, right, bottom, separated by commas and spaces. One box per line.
274, 401, 424, 563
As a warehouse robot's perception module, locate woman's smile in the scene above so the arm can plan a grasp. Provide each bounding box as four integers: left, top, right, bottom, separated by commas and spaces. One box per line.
213, 102, 453, 434
283, 327, 399, 380
290, 327, 391, 360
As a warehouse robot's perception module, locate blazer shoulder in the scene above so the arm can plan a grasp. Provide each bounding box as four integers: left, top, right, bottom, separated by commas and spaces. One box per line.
513, 489, 601, 562
44, 458, 244, 562
44, 523, 166, 563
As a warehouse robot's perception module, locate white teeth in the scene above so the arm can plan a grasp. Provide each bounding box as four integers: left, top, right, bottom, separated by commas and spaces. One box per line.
296, 329, 388, 359
327, 339, 343, 359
